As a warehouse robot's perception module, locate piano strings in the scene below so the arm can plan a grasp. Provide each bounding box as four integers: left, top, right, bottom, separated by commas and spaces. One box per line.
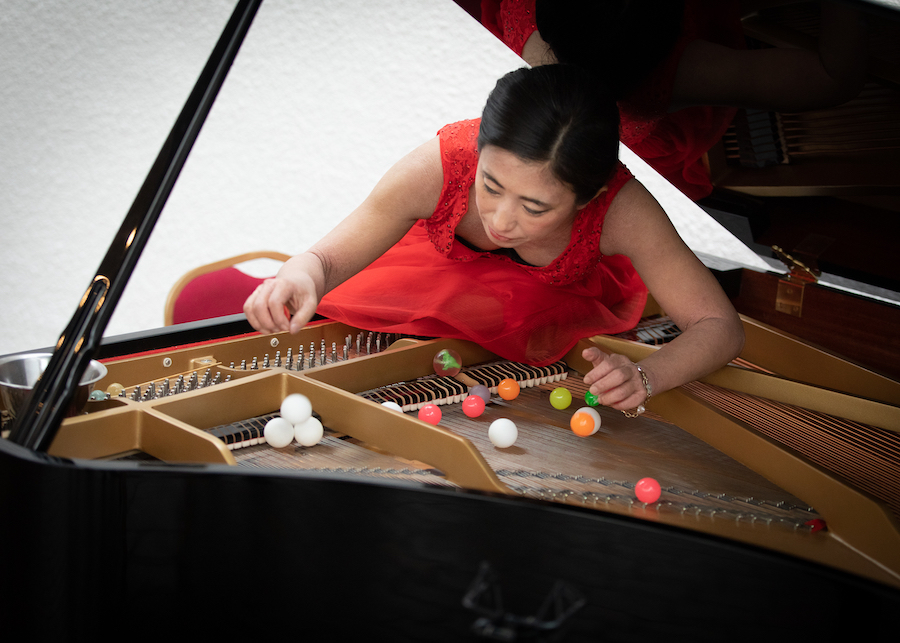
203, 356, 823, 533
685, 380, 900, 522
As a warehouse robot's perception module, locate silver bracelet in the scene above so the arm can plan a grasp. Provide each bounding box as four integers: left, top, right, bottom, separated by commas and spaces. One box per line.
622, 364, 652, 418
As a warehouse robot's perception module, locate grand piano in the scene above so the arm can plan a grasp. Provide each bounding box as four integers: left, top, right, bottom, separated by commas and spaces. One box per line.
2, 1, 900, 640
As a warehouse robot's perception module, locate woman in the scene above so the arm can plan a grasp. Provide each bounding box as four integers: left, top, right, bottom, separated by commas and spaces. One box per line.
244, 65, 744, 416
480, 0, 867, 200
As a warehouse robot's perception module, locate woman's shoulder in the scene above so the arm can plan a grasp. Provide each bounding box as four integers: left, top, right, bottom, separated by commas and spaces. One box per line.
580, 162, 635, 221
437, 119, 481, 157
363, 136, 444, 223
433, 119, 481, 213
601, 172, 676, 258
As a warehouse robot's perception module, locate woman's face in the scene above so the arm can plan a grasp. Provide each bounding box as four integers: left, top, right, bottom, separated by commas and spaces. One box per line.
474, 145, 582, 249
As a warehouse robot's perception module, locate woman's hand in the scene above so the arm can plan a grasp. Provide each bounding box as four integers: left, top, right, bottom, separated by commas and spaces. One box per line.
582, 346, 650, 413
243, 254, 323, 335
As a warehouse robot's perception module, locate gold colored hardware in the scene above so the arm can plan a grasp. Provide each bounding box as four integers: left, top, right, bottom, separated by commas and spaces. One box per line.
771, 245, 820, 318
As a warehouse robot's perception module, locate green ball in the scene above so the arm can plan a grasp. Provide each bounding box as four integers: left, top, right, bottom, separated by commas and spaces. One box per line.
585, 391, 600, 407
549, 387, 572, 410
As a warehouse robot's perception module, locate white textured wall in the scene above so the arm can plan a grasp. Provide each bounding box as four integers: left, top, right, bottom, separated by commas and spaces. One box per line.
0, 0, 522, 355
0, 0, 759, 357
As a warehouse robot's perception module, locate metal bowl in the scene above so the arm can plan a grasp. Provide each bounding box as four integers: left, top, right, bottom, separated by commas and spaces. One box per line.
0, 353, 108, 420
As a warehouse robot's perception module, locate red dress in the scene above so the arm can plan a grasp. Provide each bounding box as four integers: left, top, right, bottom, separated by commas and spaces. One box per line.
480, 0, 744, 201
317, 119, 647, 366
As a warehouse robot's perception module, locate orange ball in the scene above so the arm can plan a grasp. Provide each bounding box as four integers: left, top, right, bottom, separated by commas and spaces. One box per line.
497, 378, 520, 401
569, 407, 601, 437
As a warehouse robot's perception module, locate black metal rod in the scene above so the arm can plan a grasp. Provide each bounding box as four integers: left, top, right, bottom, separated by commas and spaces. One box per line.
9, 0, 263, 450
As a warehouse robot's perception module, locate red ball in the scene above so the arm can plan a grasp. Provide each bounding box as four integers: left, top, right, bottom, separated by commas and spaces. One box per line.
634, 477, 661, 504
462, 394, 486, 418
418, 404, 442, 425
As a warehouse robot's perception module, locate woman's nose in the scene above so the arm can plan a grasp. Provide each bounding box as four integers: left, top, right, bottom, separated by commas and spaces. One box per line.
493, 200, 517, 231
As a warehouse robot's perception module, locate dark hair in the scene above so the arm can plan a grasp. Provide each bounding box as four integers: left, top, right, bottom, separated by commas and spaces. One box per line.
535, 0, 684, 100
478, 64, 620, 205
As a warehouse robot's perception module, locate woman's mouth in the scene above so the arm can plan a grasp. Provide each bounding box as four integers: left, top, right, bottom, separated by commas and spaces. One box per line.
488, 227, 516, 243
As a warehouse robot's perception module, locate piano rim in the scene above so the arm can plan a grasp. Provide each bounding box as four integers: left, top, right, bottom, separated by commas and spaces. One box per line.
7, 315, 900, 592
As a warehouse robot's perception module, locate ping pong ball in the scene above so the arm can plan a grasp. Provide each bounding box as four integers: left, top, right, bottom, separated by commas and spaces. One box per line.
469, 385, 491, 404
294, 416, 324, 447
635, 477, 661, 503
570, 407, 601, 437
462, 394, 486, 417
418, 404, 442, 425
497, 378, 520, 401
264, 417, 294, 448
281, 393, 312, 425
549, 387, 572, 410
488, 418, 518, 448
381, 401, 403, 412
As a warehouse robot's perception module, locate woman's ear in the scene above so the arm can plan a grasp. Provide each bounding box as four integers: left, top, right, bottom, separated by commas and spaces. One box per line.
577, 184, 608, 209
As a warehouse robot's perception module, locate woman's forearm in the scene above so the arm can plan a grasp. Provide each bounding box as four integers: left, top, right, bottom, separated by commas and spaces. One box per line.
639, 314, 745, 399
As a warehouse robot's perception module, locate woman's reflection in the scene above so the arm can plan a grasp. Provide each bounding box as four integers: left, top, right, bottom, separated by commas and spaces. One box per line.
475, 0, 867, 201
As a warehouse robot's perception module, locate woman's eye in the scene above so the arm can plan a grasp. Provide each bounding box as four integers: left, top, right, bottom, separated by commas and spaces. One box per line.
484, 184, 499, 195
524, 206, 544, 216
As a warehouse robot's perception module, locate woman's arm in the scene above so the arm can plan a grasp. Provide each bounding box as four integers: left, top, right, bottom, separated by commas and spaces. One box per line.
585, 179, 745, 412
243, 136, 444, 334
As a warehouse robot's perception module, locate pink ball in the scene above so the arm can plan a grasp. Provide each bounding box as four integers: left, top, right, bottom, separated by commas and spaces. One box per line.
418, 404, 442, 425
635, 477, 661, 504
462, 394, 486, 418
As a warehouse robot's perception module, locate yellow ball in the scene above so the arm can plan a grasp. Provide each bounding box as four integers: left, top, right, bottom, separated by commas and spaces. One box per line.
549, 387, 572, 410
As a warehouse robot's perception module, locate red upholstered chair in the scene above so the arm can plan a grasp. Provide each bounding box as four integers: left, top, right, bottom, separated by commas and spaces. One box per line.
164, 251, 290, 325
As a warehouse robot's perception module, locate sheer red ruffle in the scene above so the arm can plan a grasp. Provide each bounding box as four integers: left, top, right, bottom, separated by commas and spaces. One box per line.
318, 222, 646, 366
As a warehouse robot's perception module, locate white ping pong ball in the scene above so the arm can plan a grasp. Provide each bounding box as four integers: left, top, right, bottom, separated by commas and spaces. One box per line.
294, 416, 324, 447
264, 417, 294, 448
488, 418, 518, 448
281, 393, 312, 425
381, 401, 403, 412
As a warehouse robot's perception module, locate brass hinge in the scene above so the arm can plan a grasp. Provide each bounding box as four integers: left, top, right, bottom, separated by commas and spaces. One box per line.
772, 245, 820, 318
